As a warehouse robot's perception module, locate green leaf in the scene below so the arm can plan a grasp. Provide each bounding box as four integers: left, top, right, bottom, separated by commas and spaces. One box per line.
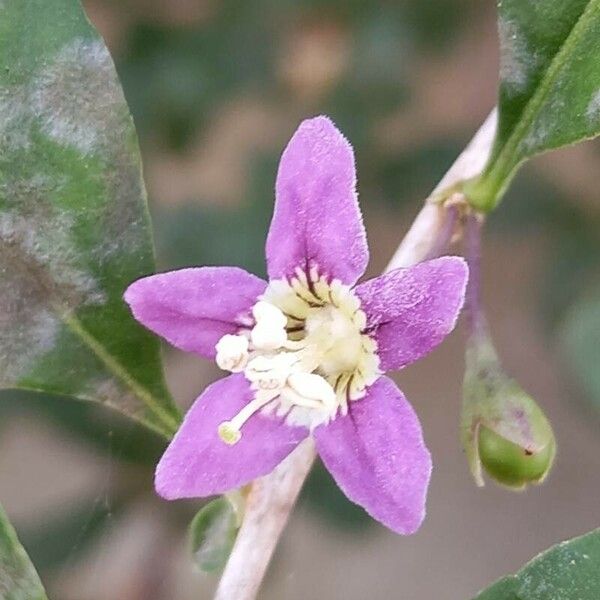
473, 528, 600, 599
189, 496, 242, 573
0, 0, 180, 438
561, 290, 600, 412
466, 0, 600, 211
474, 578, 519, 600
0, 502, 48, 600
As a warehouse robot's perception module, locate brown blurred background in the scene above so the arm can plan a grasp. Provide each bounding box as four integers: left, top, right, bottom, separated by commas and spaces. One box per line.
1, 1, 599, 598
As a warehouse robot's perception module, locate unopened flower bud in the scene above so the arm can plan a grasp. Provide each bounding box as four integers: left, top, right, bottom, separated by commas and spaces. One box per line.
477, 423, 556, 488
461, 334, 556, 489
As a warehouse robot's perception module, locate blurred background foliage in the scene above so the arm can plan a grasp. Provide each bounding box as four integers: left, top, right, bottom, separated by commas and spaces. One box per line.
1, 0, 599, 597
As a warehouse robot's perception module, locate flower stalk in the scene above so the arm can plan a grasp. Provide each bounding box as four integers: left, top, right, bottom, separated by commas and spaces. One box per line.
214, 439, 316, 600
461, 213, 556, 489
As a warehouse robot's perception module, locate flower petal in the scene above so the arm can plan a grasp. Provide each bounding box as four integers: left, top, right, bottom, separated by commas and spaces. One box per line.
155, 373, 308, 499
124, 267, 266, 358
355, 256, 468, 371
314, 376, 431, 534
266, 116, 368, 285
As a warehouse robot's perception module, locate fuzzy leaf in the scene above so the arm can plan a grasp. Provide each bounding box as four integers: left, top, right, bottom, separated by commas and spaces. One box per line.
467, 0, 600, 210
0, 503, 48, 600
473, 528, 600, 599
0, 0, 180, 438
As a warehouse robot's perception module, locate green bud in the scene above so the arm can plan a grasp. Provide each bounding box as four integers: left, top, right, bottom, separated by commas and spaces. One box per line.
188, 491, 244, 572
478, 424, 556, 489
461, 334, 556, 489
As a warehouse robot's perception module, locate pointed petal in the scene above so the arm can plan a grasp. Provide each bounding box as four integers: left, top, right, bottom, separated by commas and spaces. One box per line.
314, 376, 431, 534
355, 257, 468, 371
124, 267, 266, 358
155, 374, 308, 499
266, 116, 368, 285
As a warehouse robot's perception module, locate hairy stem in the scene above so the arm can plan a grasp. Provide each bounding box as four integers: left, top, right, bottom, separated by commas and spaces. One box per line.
464, 212, 487, 338
387, 108, 497, 271
214, 108, 498, 600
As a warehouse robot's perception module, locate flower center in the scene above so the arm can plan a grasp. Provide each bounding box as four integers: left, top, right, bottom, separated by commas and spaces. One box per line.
214, 266, 380, 444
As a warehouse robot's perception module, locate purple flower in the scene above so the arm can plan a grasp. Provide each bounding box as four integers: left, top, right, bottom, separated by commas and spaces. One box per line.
125, 117, 468, 535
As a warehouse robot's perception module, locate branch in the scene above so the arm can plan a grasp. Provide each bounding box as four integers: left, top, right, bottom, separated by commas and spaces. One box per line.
214, 108, 498, 600
214, 439, 315, 600
387, 108, 497, 270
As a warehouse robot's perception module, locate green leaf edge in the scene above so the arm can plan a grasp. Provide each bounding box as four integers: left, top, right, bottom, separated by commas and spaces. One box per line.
189, 495, 241, 573
466, 0, 600, 212
0, 503, 48, 600
61, 309, 181, 439
0, 0, 182, 440
473, 527, 600, 599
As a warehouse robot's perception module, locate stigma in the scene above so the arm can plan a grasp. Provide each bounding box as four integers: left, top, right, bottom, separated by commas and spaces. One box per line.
214, 267, 380, 443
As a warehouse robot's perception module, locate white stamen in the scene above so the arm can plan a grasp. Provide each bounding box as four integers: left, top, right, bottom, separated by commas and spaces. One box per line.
252, 300, 287, 329
213, 269, 381, 441
279, 373, 338, 429
215, 334, 249, 372
218, 390, 279, 445
286, 372, 336, 410
245, 355, 293, 390
250, 301, 289, 350
282, 338, 308, 351
250, 323, 287, 351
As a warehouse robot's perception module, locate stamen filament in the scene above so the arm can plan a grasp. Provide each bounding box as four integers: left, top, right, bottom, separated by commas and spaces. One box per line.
280, 387, 328, 410
218, 390, 279, 445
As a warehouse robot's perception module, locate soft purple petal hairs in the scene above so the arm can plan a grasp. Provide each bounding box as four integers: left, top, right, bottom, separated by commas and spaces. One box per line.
124, 116, 468, 535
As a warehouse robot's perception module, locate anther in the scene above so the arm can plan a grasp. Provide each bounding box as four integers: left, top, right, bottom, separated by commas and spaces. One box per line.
245, 354, 298, 390
252, 301, 287, 329
215, 334, 249, 372
286, 372, 337, 410
250, 323, 287, 351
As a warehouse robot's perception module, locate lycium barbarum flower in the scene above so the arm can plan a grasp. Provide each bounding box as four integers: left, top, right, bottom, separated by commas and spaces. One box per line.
125, 117, 468, 534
